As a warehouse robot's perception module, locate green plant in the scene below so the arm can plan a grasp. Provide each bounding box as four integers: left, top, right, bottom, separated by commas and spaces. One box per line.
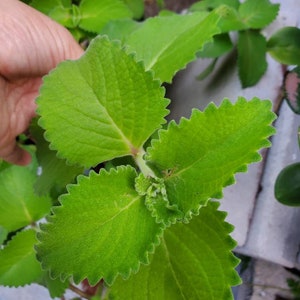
274, 67, 300, 207
190, 0, 300, 88
0, 2, 277, 299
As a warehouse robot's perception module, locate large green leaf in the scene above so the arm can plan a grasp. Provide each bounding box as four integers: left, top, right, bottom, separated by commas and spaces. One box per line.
238, 0, 279, 29
146, 97, 276, 220
267, 27, 300, 66
0, 229, 43, 286
37, 36, 169, 168
107, 201, 241, 300
0, 161, 52, 232
36, 166, 164, 286
79, 0, 132, 33
237, 30, 267, 88
125, 9, 222, 82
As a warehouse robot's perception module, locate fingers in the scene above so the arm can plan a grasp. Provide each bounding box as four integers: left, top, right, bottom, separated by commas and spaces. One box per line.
1, 143, 32, 166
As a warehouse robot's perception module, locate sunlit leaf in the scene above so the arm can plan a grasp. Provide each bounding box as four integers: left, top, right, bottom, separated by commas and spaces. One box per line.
36, 166, 164, 286
107, 201, 241, 300
147, 97, 276, 220
37, 36, 169, 168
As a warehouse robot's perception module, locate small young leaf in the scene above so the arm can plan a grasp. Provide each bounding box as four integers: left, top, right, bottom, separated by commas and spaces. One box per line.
135, 173, 183, 225
0, 162, 52, 232
0, 229, 43, 287
37, 36, 169, 168
275, 163, 300, 206
107, 201, 241, 299
267, 27, 300, 66
147, 97, 276, 219
36, 166, 164, 286
237, 30, 267, 88
125, 9, 221, 82
79, 0, 132, 33
238, 0, 279, 29
30, 119, 84, 197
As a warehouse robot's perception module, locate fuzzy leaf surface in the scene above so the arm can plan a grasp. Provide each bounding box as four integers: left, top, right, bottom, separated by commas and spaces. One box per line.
36, 166, 164, 286
0, 229, 43, 287
37, 36, 168, 168
79, 0, 132, 33
238, 0, 279, 29
0, 162, 52, 232
107, 201, 241, 300
147, 97, 276, 219
125, 10, 221, 82
238, 30, 267, 88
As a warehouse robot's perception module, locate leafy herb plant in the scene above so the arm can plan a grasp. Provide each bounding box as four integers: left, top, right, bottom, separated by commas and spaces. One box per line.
191, 0, 300, 87
0, 2, 277, 299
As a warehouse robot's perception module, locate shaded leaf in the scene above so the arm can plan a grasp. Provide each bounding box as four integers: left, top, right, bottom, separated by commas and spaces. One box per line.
36, 166, 164, 286
107, 201, 241, 300
30, 0, 71, 14
275, 163, 300, 206
38, 271, 70, 299
197, 33, 233, 58
37, 36, 169, 168
79, 0, 132, 33
147, 97, 276, 220
237, 30, 267, 88
0, 229, 43, 287
30, 119, 83, 197
267, 27, 300, 66
121, 0, 144, 19
0, 160, 52, 232
238, 0, 279, 29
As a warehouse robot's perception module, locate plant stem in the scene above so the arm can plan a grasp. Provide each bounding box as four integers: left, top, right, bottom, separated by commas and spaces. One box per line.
68, 284, 91, 299
134, 148, 155, 177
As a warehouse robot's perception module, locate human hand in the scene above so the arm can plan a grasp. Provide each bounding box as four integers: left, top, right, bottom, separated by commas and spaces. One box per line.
0, 0, 84, 165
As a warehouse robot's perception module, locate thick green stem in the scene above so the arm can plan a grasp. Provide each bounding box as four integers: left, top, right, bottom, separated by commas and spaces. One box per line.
134, 148, 155, 177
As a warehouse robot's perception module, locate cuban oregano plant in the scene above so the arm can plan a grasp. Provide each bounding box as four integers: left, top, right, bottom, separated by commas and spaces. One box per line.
190, 0, 300, 88
32, 35, 276, 298
0, 5, 277, 299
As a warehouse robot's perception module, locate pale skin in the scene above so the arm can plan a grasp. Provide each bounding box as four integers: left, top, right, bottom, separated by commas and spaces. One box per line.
0, 0, 84, 165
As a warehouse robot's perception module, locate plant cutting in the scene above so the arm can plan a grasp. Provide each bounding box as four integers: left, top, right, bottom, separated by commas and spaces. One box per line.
0, 1, 277, 299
